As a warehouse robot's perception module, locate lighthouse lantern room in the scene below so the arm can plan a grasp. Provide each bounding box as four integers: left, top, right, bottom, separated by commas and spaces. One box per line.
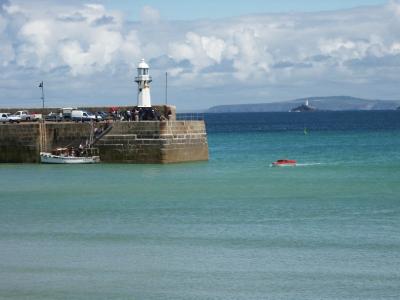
135, 59, 152, 107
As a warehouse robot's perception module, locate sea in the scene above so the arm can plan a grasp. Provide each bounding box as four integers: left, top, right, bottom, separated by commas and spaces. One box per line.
1, 111, 400, 300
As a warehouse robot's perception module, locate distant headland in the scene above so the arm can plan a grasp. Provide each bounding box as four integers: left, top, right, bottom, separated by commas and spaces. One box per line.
207, 96, 400, 113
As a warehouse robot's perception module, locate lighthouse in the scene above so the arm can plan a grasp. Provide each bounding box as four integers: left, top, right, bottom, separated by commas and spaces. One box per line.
135, 59, 152, 107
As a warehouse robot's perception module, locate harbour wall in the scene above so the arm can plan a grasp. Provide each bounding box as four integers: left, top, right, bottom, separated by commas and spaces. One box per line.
0, 105, 176, 119
0, 121, 208, 164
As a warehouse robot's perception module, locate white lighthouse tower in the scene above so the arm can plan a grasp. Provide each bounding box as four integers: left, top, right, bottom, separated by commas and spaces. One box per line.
135, 59, 152, 107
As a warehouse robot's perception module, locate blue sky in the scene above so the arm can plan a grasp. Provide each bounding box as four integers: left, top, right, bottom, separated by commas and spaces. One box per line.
1, 0, 400, 110
103, 0, 387, 20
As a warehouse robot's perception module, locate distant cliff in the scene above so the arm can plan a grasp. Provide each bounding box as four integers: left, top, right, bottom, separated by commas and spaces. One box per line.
207, 96, 400, 113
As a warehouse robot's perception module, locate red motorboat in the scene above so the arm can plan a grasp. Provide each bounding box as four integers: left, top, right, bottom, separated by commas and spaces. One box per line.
271, 159, 297, 167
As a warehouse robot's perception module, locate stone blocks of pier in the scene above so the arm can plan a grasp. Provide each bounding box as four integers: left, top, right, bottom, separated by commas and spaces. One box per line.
97, 121, 209, 164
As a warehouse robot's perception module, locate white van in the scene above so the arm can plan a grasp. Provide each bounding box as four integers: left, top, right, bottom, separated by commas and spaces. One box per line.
71, 110, 102, 122
71, 110, 91, 122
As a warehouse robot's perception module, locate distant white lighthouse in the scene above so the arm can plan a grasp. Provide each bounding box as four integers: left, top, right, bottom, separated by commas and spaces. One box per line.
135, 59, 152, 107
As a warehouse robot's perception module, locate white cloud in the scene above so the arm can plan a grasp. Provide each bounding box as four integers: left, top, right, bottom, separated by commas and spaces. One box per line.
230, 28, 274, 80
2, 3, 138, 75
0, 14, 6, 32
2, 3, 22, 14
120, 30, 142, 67
0, 42, 14, 66
387, 0, 400, 15
169, 32, 227, 72
18, 20, 54, 67
391, 42, 400, 53
140, 5, 160, 24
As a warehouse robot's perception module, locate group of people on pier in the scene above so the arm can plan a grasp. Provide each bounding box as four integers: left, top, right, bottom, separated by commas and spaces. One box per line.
109, 107, 173, 122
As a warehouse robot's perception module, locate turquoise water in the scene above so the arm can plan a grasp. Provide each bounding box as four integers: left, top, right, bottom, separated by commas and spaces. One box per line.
1, 113, 400, 299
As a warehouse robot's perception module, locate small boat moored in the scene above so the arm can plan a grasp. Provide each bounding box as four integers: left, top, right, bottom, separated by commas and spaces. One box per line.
271, 159, 297, 167
39, 120, 109, 164
40, 148, 100, 164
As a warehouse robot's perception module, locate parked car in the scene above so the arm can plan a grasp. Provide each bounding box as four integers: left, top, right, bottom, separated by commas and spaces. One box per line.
0, 113, 10, 124
7, 114, 22, 123
12, 110, 34, 121
97, 111, 109, 120
45, 112, 63, 122
7, 110, 40, 122
88, 112, 103, 122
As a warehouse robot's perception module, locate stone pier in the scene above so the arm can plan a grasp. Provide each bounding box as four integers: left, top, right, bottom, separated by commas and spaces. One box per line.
0, 120, 208, 164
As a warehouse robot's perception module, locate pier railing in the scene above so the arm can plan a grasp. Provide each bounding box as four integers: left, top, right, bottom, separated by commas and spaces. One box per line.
176, 113, 205, 121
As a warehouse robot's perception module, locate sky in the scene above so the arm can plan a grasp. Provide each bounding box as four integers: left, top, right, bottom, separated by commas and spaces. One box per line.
1, 0, 400, 111
103, 0, 387, 20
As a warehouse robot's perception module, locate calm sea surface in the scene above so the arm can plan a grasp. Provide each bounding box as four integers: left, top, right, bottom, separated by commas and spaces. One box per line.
1, 111, 400, 299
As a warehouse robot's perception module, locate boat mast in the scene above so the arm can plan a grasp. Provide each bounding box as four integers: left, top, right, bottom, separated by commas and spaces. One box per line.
89, 121, 94, 148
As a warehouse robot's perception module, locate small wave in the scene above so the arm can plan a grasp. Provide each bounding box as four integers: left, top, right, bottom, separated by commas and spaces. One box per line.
269, 162, 323, 168
296, 163, 323, 167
